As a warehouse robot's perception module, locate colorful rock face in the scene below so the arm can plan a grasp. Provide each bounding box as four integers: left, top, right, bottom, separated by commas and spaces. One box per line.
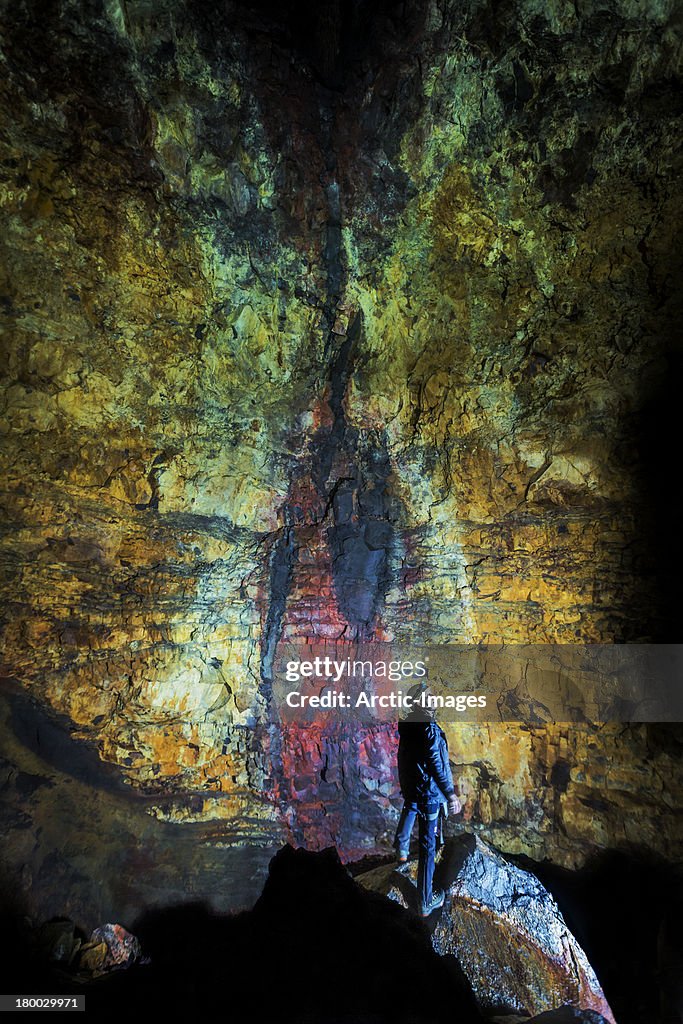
0, 0, 681, 922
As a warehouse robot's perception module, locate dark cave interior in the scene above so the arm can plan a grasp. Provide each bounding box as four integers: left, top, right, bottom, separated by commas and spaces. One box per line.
1, 0, 682, 1020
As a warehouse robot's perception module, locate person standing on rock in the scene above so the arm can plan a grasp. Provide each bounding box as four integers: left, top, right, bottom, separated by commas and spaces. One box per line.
394, 683, 461, 917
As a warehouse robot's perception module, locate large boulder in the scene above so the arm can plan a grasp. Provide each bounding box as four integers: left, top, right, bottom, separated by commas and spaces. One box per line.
527, 1009, 611, 1023
357, 834, 615, 1023
491, 1010, 610, 1024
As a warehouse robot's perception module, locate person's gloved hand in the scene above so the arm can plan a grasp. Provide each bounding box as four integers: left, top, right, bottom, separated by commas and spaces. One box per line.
447, 794, 462, 816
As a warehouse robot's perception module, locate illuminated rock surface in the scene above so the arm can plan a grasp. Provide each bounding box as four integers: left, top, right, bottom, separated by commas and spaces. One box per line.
520, 1011, 610, 1024
357, 834, 615, 1021
0, 0, 681, 964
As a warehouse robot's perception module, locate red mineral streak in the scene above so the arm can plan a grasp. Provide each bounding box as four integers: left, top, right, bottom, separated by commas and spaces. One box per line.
276, 720, 399, 856
310, 389, 334, 433
286, 475, 326, 526
258, 466, 403, 853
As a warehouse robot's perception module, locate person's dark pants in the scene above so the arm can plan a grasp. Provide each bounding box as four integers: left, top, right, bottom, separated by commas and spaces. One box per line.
394, 800, 418, 858
395, 799, 441, 911
417, 803, 441, 912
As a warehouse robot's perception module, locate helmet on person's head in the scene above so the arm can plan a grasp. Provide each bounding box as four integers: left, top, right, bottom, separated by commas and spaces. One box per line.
404, 680, 436, 720
406, 681, 428, 702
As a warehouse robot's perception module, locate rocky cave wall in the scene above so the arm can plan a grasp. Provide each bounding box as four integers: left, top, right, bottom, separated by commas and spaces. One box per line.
1, 0, 682, 924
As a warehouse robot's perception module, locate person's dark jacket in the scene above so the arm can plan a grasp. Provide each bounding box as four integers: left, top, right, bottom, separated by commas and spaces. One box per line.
397, 717, 455, 807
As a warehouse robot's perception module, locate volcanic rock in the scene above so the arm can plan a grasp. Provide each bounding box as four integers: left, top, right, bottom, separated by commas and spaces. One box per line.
0, 0, 681, 927
357, 834, 615, 1022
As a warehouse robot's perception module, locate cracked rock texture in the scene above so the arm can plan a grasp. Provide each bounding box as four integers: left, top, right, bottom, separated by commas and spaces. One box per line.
358, 834, 615, 1021
1, 0, 682, 922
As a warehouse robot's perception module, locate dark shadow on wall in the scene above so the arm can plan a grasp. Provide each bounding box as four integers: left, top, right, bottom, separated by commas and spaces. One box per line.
227, 0, 431, 91
517, 844, 683, 1024
627, 348, 683, 642
0, 846, 483, 1024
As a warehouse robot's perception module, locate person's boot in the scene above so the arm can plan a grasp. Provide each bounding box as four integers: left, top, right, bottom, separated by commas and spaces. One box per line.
419, 889, 445, 917
393, 840, 409, 864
